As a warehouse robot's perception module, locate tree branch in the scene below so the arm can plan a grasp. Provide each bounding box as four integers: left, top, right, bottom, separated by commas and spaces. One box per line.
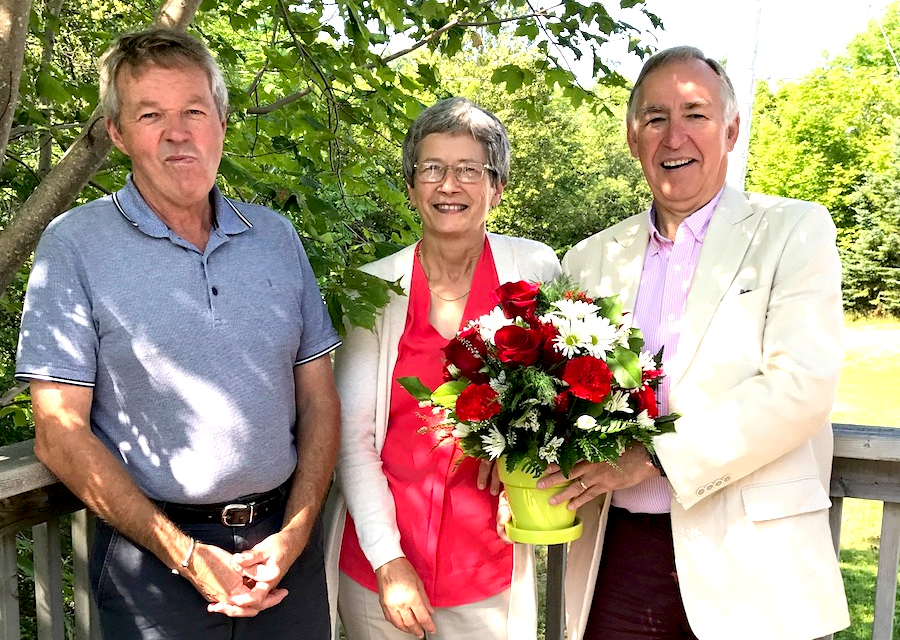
0, 0, 34, 166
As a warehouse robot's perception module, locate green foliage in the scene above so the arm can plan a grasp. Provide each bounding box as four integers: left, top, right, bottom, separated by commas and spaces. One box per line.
746, 2, 900, 317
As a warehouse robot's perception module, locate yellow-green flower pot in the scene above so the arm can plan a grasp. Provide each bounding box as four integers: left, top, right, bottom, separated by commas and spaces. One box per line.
498, 457, 583, 544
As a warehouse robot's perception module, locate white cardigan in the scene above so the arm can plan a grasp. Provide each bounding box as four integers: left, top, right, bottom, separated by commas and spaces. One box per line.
323, 233, 562, 639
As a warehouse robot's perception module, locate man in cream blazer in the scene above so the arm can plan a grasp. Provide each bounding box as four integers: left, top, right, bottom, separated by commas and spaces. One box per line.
548, 46, 849, 640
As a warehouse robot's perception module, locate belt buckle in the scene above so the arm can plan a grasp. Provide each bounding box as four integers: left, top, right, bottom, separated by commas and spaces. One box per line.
221, 503, 254, 527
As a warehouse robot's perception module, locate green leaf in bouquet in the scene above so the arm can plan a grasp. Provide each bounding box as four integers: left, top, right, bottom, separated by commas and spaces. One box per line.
431, 380, 468, 409
651, 412, 680, 434
397, 377, 434, 402
607, 346, 642, 389
595, 295, 623, 322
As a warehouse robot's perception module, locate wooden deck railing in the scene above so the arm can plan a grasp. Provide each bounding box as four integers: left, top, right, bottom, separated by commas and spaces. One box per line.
1, 424, 898, 640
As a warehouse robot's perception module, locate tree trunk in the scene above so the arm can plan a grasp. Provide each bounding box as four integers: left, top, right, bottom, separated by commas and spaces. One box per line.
0, 0, 203, 294
0, 0, 33, 166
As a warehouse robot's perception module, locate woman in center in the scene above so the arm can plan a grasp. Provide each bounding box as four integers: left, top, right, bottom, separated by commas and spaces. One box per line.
324, 97, 561, 639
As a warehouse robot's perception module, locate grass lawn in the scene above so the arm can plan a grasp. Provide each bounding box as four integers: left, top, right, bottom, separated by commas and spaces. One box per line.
832, 318, 900, 640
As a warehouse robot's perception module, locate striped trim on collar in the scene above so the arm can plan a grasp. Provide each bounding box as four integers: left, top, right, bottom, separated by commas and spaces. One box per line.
225, 198, 253, 229
111, 192, 139, 227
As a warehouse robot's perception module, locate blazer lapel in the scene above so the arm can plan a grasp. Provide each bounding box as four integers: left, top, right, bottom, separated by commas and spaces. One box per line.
601, 215, 649, 312
666, 186, 762, 387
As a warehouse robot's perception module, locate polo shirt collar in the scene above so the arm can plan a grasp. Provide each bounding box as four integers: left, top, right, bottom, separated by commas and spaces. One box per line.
112, 173, 252, 239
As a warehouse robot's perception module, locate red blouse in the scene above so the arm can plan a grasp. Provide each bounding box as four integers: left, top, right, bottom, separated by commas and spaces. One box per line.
339, 238, 513, 606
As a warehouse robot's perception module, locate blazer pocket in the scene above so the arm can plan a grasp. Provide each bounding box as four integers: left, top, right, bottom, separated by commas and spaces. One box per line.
741, 476, 832, 522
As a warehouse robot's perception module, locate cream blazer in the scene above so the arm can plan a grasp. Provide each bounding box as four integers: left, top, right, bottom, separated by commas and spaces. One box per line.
561, 187, 850, 640
323, 233, 562, 639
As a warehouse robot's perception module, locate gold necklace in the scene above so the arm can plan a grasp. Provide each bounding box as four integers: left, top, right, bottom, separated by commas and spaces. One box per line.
417, 246, 471, 302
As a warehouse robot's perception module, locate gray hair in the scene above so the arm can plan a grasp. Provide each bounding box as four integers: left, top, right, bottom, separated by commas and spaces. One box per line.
627, 46, 739, 125
402, 97, 510, 187
99, 28, 228, 130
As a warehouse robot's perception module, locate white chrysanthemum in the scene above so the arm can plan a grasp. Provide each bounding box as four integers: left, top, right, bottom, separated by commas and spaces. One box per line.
477, 307, 515, 343
576, 415, 597, 430
452, 421, 473, 438
549, 298, 599, 321
581, 316, 619, 358
638, 350, 658, 372
635, 409, 654, 428
481, 427, 507, 460
604, 391, 633, 414
538, 436, 565, 463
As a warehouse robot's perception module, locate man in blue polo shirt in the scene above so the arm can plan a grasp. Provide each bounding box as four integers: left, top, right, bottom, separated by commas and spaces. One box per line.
16, 29, 341, 639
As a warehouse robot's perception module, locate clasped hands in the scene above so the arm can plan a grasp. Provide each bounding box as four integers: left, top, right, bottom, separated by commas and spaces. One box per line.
187, 532, 297, 617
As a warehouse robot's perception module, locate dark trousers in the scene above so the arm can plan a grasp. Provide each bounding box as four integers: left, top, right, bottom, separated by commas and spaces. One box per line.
90, 510, 329, 640
583, 506, 699, 640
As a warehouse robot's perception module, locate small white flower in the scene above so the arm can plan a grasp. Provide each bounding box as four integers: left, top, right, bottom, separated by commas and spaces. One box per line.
635, 409, 655, 428
446, 363, 461, 378
477, 307, 515, 343
481, 427, 507, 460
418, 400, 433, 408
553, 322, 590, 357
581, 316, 618, 358
604, 391, 633, 414
549, 299, 599, 321
452, 422, 473, 438
538, 436, 565, 463
576, 415, 598, 430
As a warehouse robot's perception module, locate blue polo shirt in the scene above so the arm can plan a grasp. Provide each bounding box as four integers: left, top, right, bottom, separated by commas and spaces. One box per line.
16, 175, 341, 503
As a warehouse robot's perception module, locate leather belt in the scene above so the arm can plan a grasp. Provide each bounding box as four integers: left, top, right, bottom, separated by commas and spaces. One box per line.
155, 481, 290, 527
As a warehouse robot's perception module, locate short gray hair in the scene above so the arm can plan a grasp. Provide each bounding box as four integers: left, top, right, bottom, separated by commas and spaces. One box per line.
99, 28, 228, 130
627, 46, 739, 125
402, 97, 510, 187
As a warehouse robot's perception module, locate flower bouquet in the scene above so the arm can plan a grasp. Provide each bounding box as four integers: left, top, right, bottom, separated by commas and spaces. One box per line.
398, 277, 678, 543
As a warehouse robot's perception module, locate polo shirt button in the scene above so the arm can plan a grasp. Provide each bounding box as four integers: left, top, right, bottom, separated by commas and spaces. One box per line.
211, 287, 218, 295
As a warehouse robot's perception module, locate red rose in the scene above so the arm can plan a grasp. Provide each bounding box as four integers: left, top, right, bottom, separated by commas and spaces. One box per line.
492, 280, 541, 320
535, 319, 565, 367
455, 384, 502, 421
444, 326, 488, 382
562, 356, 613, 403
494, 324, 543, 367
631, 385, 659, 418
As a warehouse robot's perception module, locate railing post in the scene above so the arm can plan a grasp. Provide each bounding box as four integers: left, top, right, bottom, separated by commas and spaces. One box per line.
545, 544, 566, 640
872, 501, 900, 640
34, 516, 65, 640
0, 531, 20, 640
72, 509, 101, 640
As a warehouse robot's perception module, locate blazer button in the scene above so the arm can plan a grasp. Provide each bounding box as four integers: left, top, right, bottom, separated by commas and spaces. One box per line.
696, 487, 705, 496
714, 479, 724, 488
705, 483, 715, 492
723, 475, 732, 483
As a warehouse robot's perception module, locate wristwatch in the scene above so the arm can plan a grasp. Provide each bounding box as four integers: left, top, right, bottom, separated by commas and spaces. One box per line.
648, 450, 666, 477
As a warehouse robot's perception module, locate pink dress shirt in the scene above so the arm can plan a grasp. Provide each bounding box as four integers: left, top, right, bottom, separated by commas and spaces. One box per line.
612, 188, 725, 514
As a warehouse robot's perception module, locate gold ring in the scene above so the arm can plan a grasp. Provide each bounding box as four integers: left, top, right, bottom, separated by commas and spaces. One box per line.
577, 479, 588, 493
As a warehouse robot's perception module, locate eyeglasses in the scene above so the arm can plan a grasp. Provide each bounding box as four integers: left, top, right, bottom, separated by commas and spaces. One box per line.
413, 162, 495, 184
